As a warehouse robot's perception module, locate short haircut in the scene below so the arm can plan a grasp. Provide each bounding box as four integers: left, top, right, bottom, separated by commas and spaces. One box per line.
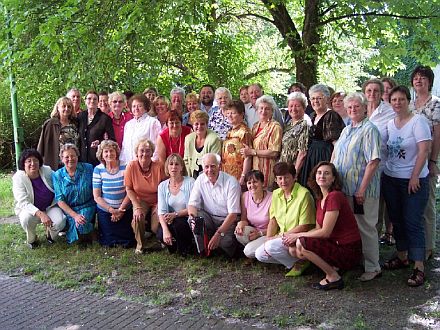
134, 138, 155, 155
330, 91, 346, 106
186, 92, 199, 103
362, 78, 384, 95
244, 170, 264, 184
239, 85, 249, 93
143, 87, 158, 95
189, 110, 209, 124
343, 92, 367, 108
273, 161, 296, 178
153, 95, 171, 108
66, 88, 80, 97
50, 97, 75, 119
307, 161, 342, 200
287, 92, 308, 108
164, 153, 187, 176
201, 84, 215, 93
248, 83, 264, 93
98, 91, 108, 97
381, 77, 397, 89
410, 65, 434, 91
18, 149, 43, 171
59, 143, 80, 160
201, 153, 221, 166
223, 99, 245, 115
166, 110, 182, 123
108, 91, 127, 104
214, 87, 232, 101
309, 84, 331, 98
389, 85, 411, 102
85, 90, 99, 99
96, 140, 120, 164
170, 87, 186, 99
255, 95, 278, 113
129, 94, 150, 111
288, 82, 306, 94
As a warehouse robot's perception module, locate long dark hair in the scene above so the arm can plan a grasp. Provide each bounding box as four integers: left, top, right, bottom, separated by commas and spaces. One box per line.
307, 161, 342, 200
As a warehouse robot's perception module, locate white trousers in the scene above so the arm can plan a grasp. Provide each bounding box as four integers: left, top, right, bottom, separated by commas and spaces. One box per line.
19, 207, 66, 243
235, 225, 266, 258
254, 237, 297, 268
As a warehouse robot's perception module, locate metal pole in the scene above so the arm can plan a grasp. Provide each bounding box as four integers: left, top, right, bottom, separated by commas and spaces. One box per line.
5, 8, 23, 168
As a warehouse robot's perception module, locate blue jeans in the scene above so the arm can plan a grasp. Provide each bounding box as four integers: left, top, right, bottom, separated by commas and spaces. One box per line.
382, 174, 429, 262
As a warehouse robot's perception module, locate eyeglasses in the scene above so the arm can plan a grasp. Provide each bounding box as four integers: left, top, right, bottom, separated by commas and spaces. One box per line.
310, 97, 324, 101
112, 100, 124, 104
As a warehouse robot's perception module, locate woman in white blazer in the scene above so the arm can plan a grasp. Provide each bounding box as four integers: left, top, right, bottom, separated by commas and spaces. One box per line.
12, 149, 66, 249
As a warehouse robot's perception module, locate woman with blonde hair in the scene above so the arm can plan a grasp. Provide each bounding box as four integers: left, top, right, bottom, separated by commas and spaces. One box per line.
92, 140, 135, 247
37, 97, 79, 170
183, 92, 199, 127
157, 153, 195, 255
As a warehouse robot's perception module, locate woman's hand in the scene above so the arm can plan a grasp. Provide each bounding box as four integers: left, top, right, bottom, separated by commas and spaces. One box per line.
408, 176, 420, 194
38, 211, 53, 227
248, 229, 261, 241
240, 143, 254, 157
163, 227, 174, 246
110, 208, 124, 222
282, 233, 298, 246
91, 140, 100, 148
163, 212, 177, 225
73, 212, 86, 227
354, 190, 365, 205
234, 221, 246, 236
132, 207, 145, 223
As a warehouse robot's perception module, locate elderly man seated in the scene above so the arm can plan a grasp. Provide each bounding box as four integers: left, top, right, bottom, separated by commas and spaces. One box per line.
255, 162, 315, 275
187, 153, 241, 257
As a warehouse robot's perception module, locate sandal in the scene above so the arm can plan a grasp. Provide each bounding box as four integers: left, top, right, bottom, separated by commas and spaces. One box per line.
407, 268, 425, 287
383, 256, 409, 270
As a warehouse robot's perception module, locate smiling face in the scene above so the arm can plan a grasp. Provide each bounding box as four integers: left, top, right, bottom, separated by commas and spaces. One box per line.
382, 81, 393, 103
203, 154, 220, 183
61, 148, 78, 171
412, 73, 430, 94
145, 91, 157, 102
390, 91, 410, 115
226, 107, 244, 126
310, 92, 328, 113
287, 99, 305, 121
85, 93, 98, 111
24, 156, 40, 178
186, 100, 198, 113
275, 173, 295, 192
168, 118, 182, 137
364, 83, 381, 105
240, 89, 250, 104
331, 95, 345, 112
216, 91, 230, 110
136, 142, 153, 166
98, 95, 109, 113
200, 87, 214, 106
155, 100, 169, 115
193, 119, 208, 137
102, 147, 117, 164
315, 164, 334, 190
171, 93, 183, 112
346, 98, 366, 124
246, 177, 264, 196
257, 101, 273, 122
131, 100, 146, 119
248, 85, 262, 107
67, 90, 81, 111
110, 96, 125, 116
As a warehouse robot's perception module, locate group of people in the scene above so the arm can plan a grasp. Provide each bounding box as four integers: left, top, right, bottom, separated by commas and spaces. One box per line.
12, 65, 439, 290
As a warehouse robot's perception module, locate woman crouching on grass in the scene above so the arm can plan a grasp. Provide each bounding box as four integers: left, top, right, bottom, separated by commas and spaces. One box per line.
288, 162, 362, 290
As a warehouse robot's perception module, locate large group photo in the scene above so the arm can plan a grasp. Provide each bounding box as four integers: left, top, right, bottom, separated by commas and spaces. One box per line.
1, 1, 440, 328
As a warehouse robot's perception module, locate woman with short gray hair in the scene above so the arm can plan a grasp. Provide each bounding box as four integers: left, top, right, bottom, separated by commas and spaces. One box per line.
208, 87, 233, 140
299, 84, 345, 187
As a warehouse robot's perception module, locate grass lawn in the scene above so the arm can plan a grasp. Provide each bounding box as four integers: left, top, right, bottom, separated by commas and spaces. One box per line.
0, 172, 14, 217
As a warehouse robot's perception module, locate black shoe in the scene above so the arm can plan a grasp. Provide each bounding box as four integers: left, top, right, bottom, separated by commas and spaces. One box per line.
311, 278, 344, 291
46, 234, 55, 245
27, 241, 39, 249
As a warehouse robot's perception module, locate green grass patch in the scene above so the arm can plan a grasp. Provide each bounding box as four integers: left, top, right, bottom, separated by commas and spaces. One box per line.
0, 172, 14, 217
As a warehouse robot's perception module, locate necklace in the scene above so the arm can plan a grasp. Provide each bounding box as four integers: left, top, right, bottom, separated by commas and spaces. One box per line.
106, 165, 119, 175
252, 191, 266, 207
138, 161, 152, 178
169, 134, 182, 155
169, 177, 183, 190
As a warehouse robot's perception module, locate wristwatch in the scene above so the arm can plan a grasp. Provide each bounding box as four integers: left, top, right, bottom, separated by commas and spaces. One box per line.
217, 231, 225, 237
174, 212, 178, 218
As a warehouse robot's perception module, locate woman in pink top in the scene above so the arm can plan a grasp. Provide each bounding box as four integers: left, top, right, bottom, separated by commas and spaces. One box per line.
235, 170, 272, 258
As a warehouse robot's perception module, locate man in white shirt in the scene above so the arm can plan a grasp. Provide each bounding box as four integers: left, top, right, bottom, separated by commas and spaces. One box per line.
188, 153, 241, 257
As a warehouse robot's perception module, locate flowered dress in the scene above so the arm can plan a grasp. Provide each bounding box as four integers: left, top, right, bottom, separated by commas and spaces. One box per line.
208, 108, 232, 140
222, 123, 252, 181
279, 119, 309, 164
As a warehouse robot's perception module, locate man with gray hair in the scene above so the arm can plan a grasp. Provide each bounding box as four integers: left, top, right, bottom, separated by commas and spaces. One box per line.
187, 153, 241, 257
245, 83, 284, 128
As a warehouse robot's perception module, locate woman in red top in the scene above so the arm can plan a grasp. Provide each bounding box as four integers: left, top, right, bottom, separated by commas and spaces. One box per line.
288, 161, 362, 290
155, 111, 191, 163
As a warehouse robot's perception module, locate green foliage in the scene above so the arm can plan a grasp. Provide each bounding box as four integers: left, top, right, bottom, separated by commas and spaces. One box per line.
0, 172, 14, 216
